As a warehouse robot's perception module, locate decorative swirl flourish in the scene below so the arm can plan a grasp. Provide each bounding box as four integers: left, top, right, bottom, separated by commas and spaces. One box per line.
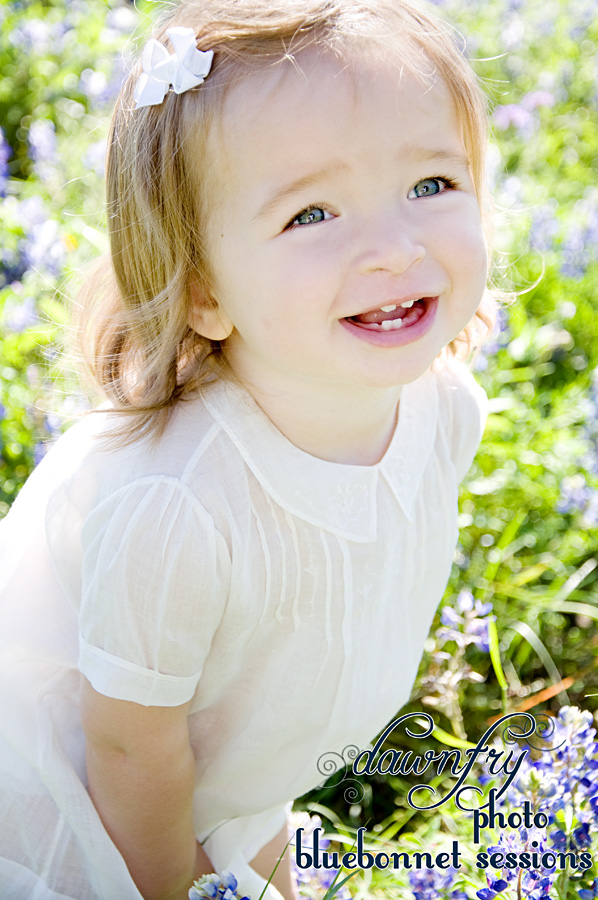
316, 750, 346, 781
342, 744, 361, 764
316, 745, 365, 804
343, 780, 365, 804
500, 712, 537, 746
525, 713, 566, 753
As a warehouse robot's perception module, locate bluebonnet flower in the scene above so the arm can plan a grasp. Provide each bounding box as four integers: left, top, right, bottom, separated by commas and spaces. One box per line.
560, 192, 598, 280
579, 879, 598, 899
10, 18, 70, 54
28, 120, 58, 181
188, 871, 250, 900
507, 707, 598, 835
9, 19, 54, 52
437, 593, 495, 653
568, 0, 597, 39
476, 878, 508, 900
473, 307, 510, 372
551, 822, 591, 853
80, 54, 129, 109
493, 90, 553, 141
557, 474, 593, 514
476, 829, 556, 900
3, 296, 38, 333
15, 195, 48, 230
84, 138, 107, 177
34, 442, 49, 467
79, 69, 112, 105
493, 103, 534, 135
409, 866, 467, 900
22, 215, 66, 277
529, 200, 559, 254
580, 368, 598, 474
0, 127, 11, 197
522, 91, 555, 111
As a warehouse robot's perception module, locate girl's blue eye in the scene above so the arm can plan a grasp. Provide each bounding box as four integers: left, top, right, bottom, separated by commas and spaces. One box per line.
288, 206, 331, 228
409, 177, 456, 199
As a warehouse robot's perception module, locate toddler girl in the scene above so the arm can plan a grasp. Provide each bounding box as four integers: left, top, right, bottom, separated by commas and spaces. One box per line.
0, 0, 495, 898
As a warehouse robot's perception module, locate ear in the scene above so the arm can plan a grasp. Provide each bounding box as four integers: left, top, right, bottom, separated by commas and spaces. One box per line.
188, 280, 234, 341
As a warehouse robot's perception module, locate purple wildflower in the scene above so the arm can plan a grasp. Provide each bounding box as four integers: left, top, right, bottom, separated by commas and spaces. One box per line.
529, 200, 559, 253
522, 91, 555, 110
409, 866, 463, 900
477, 829, 557, 900
3, 296, 38, 333
493, 103, 534, 135
551, 823, 591, 853
34, 442, 49, 467
557, 474, 591, 514
0, 128, 11, 197
474, 306, 511, 372
23, 218, 66, 277
9, 19, 54, 52
28, 120, 57, 165
84, 138, 107, 177
560, 193, 598, 279
188, 871, 250, 900
436, 595, 495, 653
507, 707, 598, 832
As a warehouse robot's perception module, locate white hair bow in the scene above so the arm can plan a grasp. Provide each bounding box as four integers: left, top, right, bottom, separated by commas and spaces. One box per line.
134, 26, 214, 109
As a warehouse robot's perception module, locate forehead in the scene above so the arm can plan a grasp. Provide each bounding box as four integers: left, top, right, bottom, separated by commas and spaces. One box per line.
206, 47, 465, 212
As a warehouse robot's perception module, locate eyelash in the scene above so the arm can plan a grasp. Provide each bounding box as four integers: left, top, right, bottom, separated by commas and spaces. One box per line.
283, 175, 462, 230
410, 175, 461, 197
284, 203, 334, 230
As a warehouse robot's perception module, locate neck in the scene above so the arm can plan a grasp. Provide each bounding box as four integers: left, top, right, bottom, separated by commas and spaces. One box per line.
236, 375, 403, 466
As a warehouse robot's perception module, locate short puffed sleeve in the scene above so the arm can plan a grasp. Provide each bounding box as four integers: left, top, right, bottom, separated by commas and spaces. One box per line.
440, 358, 488, 483
77, 477, 230, 707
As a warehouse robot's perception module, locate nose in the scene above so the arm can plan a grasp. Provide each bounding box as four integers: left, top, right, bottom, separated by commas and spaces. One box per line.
355, 212, 426, 276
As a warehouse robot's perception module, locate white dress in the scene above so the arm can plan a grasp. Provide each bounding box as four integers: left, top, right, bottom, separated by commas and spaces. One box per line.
0, 358, 486, 900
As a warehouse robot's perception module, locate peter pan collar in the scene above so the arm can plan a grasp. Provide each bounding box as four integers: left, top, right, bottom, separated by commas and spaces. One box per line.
202, 371, 438, 542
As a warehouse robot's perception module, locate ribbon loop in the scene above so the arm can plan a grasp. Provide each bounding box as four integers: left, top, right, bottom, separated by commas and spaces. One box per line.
134, 26, 214, 109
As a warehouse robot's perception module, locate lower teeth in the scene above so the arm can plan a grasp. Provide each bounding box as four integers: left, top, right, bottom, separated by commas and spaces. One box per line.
381, 319, 403, 331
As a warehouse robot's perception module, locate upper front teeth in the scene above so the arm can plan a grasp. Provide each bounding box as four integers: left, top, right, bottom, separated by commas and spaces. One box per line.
379, 300, 417, 312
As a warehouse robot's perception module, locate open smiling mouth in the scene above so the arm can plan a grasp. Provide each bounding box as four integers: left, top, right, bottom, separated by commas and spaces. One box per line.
340, 296, 438, 344
346, 297, 432, 331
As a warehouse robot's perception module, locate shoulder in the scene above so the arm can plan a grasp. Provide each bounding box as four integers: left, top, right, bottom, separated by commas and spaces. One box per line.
3, 392, 231, 575
432, 356, 488, 482
40, 391, 223, 510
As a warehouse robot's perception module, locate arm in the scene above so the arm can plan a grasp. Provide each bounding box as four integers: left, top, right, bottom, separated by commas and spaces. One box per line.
81, 677, 213, 900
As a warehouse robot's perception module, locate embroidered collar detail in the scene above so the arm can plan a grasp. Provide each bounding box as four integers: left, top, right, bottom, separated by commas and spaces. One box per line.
202, 373, 439, 542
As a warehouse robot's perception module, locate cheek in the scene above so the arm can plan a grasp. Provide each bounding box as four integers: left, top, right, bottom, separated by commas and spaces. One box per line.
439, 209, 488, 287
263, 240, 340, 304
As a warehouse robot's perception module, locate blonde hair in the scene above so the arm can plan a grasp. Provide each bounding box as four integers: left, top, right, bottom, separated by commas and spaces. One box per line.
78, 0, 496, 441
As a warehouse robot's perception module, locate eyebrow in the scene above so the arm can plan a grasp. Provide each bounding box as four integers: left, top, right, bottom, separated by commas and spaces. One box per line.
403, 146, 471, 170
252, 161, 350, 223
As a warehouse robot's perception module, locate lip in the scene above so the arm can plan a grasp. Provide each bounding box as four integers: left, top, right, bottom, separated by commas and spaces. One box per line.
339, 296, 439, 346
